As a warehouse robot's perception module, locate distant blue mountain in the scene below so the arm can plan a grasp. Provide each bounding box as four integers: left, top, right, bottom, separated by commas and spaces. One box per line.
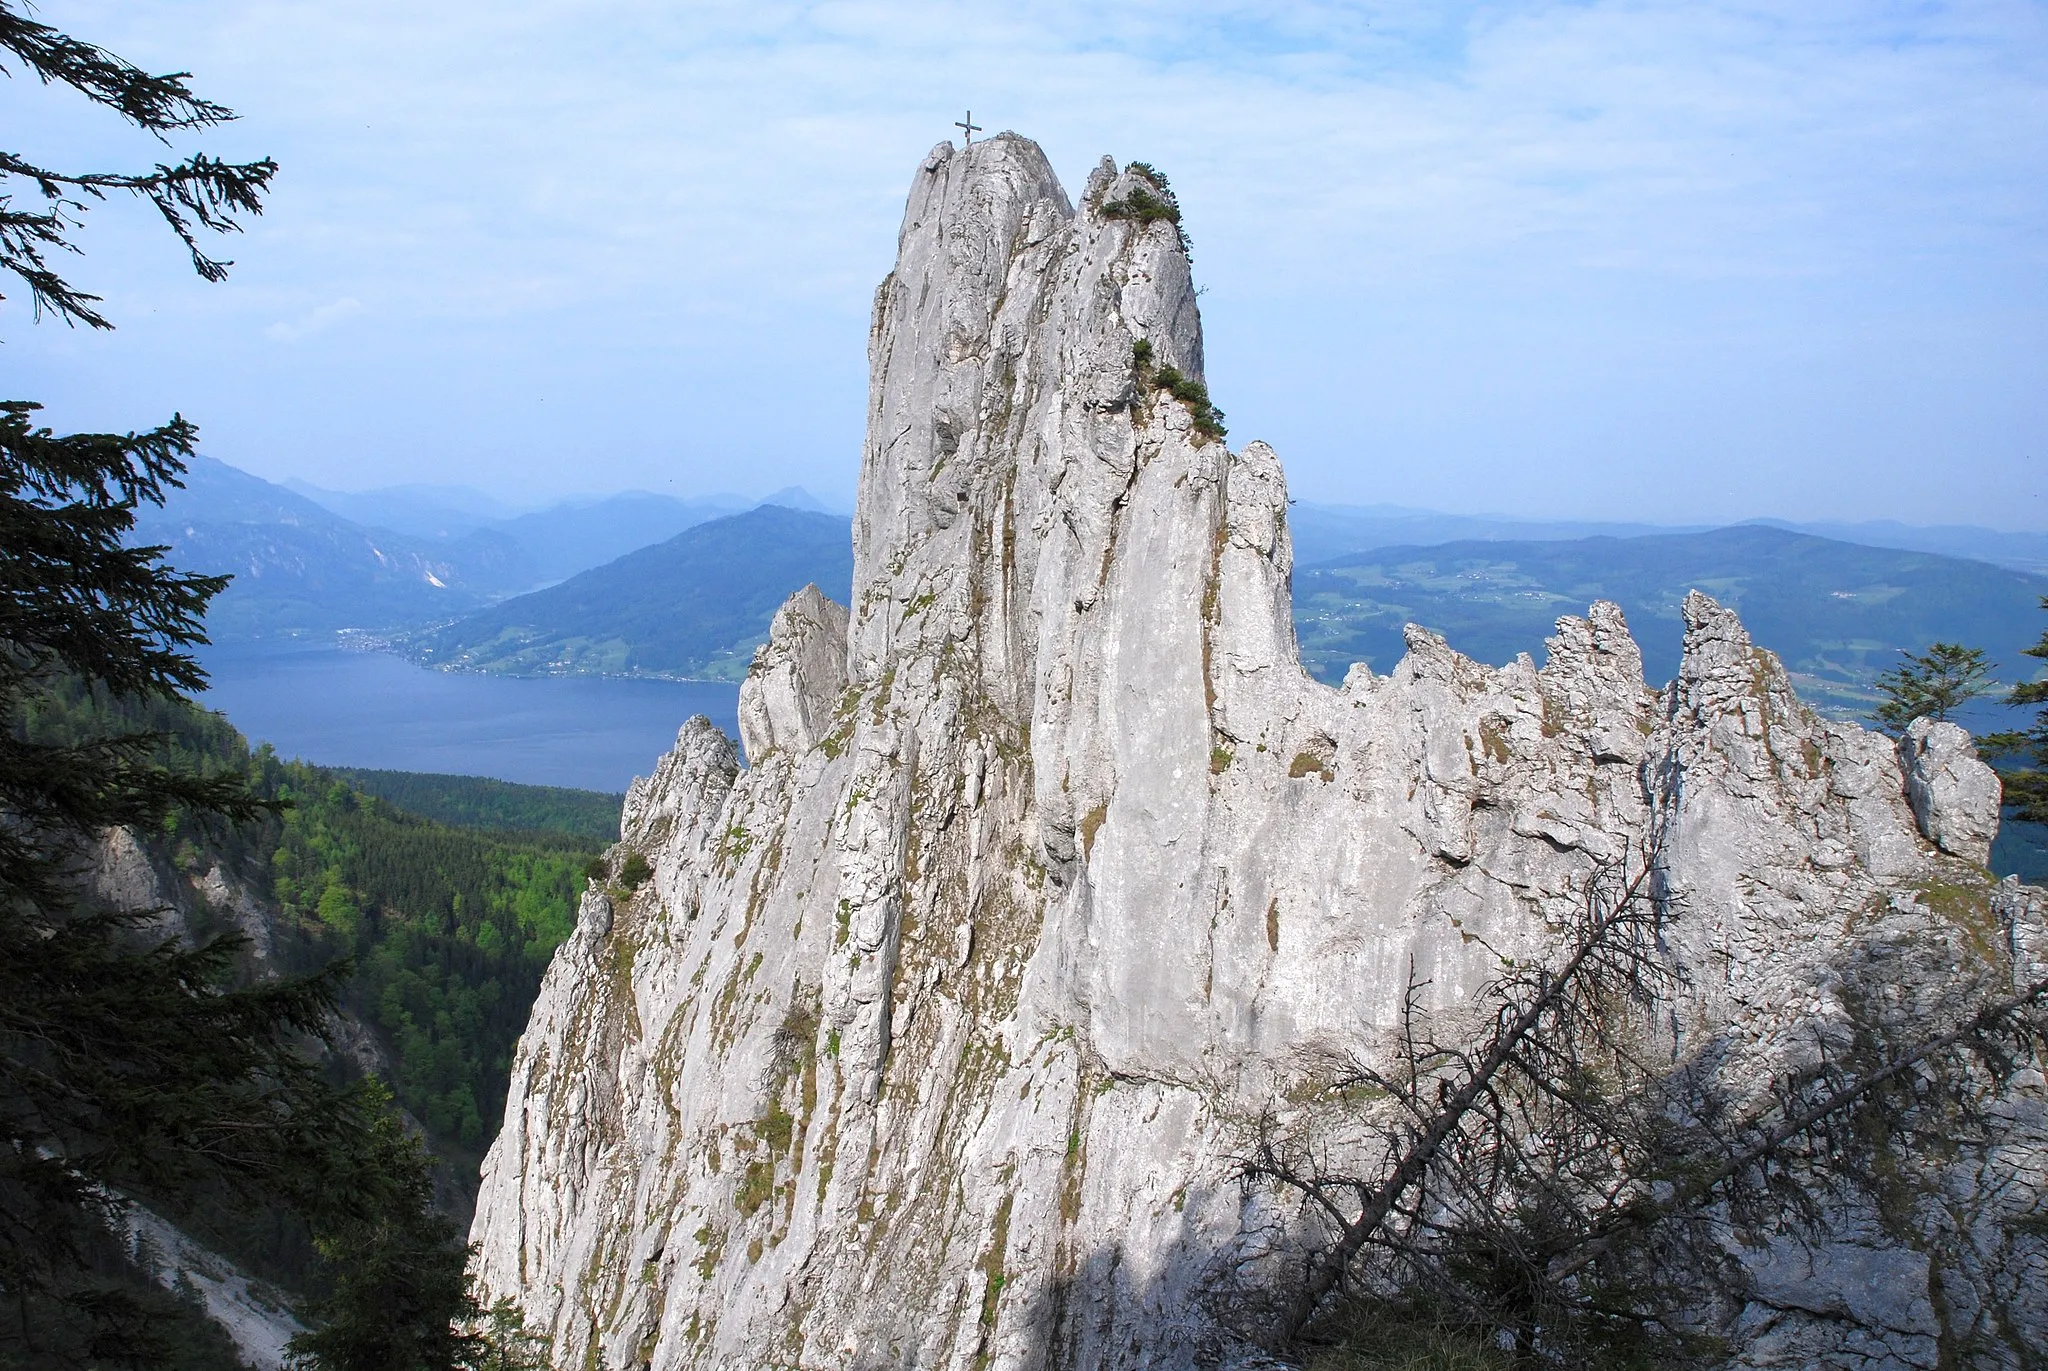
1289, 501, 2048, 575
287, 477, 847, 581
136, 458, 535, 638
152, 460, 2047, 700
154, 460, 853, 639
1742, 518, 2048, 576
1293, 523, 2048, 717
282, 478, 530, 535
487, 493, 757, 583
1288, 502, 1704, 567
403, 505, 855, 681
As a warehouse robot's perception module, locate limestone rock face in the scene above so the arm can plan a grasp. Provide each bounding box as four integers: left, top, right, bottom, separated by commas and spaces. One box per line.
1900, 715, 2002, 866
86, 826, 182, 928
83, 826, 285, 959
469, 136, 2044, 1370
738, 584, 851, 762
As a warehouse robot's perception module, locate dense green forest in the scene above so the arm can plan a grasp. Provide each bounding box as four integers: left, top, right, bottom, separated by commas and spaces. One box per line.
261, 760, 591, 1161
334, 767, 623, 841
23, 677, 604, 1179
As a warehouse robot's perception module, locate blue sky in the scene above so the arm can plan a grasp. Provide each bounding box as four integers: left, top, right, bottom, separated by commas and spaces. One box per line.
5, 1, 2045, 527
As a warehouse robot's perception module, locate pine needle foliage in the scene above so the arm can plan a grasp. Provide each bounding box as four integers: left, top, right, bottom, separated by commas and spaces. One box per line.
1, 13, 523, 1366
0, 0, 275, 329
1984, 596, 2048, 822
284, 1091, 502, 1371
0, 405, 396, 1366
0, 404, 260, 896
1868, 640, 1994, 737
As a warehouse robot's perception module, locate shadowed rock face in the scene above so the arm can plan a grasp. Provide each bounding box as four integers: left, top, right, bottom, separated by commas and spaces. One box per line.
470, 136, 2043, 1371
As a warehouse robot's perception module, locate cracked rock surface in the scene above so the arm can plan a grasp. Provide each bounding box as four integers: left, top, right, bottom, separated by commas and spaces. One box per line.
469, 136, 2042, 1370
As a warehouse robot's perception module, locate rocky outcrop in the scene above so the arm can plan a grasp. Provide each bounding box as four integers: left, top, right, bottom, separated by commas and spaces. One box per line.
1901, 715, 2003, 865
736, 584, 850, 762
120, 1202, 305, 1369
470, 135, 2041, 1370
83, 825, 284, 961
85, 826, 183, 928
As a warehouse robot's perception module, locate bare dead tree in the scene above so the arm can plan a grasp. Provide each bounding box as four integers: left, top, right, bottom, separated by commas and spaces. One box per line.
1243, 837, 1682, 1359
1242, 831, 2048, 1366
1549, 967, 2048, 1291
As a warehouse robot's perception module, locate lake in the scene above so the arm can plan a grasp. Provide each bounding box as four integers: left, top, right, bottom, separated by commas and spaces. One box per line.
197, 641, 741, 793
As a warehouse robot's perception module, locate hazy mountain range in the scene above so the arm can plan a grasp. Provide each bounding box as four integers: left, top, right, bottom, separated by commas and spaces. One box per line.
1294, 525, 2048, 716
285, 477, 842, 583
1290, 502, 2048, 575
137, 458, 844, 637
132, 458, 533, 639
147, 458, 2048, 721
406, 503, 2044, 722
401, 505, 855, 681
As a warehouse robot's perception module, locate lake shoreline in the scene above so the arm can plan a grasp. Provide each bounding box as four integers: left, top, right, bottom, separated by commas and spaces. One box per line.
196, 638, 741, 793
323, 629, 750, 686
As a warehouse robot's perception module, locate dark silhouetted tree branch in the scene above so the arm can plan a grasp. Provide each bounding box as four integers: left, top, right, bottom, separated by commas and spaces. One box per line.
0, 1, 275, 330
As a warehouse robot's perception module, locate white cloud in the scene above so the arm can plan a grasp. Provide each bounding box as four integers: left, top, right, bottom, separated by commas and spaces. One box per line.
264, 296, 365, 342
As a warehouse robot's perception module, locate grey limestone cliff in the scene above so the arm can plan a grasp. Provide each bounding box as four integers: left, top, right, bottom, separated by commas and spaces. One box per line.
469, 135, 2043, 1370
75, 828, 316, 1368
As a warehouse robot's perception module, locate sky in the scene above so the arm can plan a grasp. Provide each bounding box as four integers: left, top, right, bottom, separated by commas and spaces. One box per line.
4, 0, 2046, 527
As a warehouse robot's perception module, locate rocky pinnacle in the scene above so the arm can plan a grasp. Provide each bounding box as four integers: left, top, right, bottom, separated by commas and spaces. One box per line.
469, 135, 2037, 1370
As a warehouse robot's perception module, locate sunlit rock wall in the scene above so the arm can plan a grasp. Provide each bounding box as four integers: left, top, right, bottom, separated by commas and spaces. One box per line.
470, 135, 2043, 1371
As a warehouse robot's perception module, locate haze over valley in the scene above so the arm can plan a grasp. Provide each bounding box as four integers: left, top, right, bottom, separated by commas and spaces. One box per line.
164, 455, 2048, 772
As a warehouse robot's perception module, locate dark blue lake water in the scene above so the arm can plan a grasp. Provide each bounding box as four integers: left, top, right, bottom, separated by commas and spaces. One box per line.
197, 641, 740, 793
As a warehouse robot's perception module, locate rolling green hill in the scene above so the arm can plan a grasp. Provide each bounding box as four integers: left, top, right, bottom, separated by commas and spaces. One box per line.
405, 504, 854, 680
332, 768, 623, 842
1292, 524, 2048, 716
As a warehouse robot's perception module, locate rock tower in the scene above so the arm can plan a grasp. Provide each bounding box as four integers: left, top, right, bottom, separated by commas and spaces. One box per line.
470, 135, 2040, 1370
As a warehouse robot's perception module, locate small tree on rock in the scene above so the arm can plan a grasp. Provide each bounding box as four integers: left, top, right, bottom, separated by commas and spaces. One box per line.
1985, 597, 2048, 822
1870, 641, 1994, 737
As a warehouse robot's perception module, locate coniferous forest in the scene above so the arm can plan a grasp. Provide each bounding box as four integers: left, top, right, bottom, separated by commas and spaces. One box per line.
264, 764, 594, 1168
23, 674, 606, 1182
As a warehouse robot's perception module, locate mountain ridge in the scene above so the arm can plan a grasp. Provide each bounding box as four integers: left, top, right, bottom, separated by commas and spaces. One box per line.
401, 504, 854, 681
133, 455, 537, 638
1294, 522, 2048, 714
142, 459, 855, 639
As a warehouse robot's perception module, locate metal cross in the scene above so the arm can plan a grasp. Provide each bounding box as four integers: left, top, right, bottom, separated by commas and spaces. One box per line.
955, 110, 983, 145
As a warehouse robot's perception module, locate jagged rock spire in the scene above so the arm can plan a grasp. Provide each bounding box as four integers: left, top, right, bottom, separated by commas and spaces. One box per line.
469, 136, 2037, 1371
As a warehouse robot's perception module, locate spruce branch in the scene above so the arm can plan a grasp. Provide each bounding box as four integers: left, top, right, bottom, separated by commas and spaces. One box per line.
0, 3, 274, 331
0, 3, 237, 134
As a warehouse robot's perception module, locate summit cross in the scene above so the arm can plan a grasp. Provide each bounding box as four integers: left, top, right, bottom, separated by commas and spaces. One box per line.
955, 110, 983, 145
